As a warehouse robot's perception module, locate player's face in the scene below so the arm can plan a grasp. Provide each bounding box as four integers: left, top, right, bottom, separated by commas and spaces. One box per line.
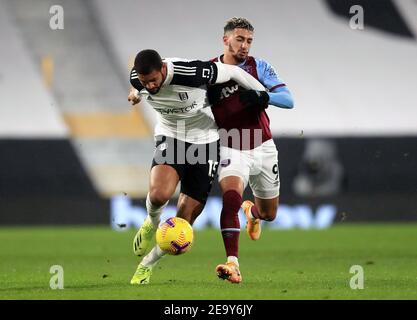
224, 28, 253, 63
138, 65, 166, 94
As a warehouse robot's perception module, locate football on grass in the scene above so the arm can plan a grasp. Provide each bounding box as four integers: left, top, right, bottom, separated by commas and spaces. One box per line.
156, 217, 194, 255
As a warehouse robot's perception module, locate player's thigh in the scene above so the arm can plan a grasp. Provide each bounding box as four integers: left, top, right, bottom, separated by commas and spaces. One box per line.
249, 141, 280, 200
218, 146, 251, 190
149, 135, 184, 204
180, 140, 220, 208
149, 164, 180, 205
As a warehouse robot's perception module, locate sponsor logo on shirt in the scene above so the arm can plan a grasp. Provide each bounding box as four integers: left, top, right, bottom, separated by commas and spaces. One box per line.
220, 85, 239, 100
157, 102, 198, 115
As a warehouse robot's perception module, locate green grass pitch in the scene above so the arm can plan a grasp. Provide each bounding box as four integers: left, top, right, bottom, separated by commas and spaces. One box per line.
0, 224, 416, 299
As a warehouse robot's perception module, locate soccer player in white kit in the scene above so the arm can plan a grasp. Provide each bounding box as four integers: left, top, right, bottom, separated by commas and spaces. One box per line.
127, 49, 265, 284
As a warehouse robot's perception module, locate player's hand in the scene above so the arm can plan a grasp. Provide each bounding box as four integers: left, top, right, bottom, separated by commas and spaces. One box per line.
239, 90, 269, 107
128, 88, 141, 106
206, 86, 223, 106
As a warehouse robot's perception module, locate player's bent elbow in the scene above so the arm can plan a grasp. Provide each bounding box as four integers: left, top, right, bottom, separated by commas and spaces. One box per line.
284, 92, 294, 109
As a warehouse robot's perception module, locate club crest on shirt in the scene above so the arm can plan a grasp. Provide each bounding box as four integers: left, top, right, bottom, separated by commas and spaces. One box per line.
220, 159, 231, 167
241, 65, 253, 74
267, 65, 277, 77
159, 143, 167, 151
178, 92, 189, 101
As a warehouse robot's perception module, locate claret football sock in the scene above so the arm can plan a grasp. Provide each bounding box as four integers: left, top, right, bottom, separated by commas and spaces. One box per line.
250, 204, 261, 220
220, 190, 242, 258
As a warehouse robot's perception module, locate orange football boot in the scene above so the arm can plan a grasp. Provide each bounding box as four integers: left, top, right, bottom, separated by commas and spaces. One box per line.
241, 200, 261, 240
215, 262, 242, 284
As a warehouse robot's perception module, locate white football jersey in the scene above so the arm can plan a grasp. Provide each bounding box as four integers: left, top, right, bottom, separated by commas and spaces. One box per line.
130, 58, 219, 144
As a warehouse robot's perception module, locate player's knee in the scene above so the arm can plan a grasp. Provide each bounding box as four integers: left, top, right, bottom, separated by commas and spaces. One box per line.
148, 189, 170, 207
259, 201, 279, 221
258, 198, 279, 221
262, 210, 277, 221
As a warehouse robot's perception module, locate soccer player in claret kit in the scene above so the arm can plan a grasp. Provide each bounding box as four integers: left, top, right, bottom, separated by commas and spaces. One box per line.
207, 17, 294, 283
127, 49, 266, 284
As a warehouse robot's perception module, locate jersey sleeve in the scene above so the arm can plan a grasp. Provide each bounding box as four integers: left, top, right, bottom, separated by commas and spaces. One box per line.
130, 68, 144, 91
255, 58, 286, 92
169, 60, 218, 87
255, 58, 294, 109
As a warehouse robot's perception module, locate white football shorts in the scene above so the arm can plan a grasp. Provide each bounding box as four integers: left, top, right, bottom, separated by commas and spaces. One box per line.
218, 139, 280, 199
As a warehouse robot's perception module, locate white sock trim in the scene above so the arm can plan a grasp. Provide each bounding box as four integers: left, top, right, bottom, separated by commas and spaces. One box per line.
146, 193, 169, 227
227, 256, 239, 266
141, 245, 166, 267
221, 228, 241, 232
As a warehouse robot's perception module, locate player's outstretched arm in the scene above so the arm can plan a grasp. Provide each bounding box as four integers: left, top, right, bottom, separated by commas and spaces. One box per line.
169, 60, 263, 91
214, 62, 264, 91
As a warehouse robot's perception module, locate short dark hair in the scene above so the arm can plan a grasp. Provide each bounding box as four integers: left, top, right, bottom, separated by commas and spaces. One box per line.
224, 17, 254, 34
134, 49, 163, 75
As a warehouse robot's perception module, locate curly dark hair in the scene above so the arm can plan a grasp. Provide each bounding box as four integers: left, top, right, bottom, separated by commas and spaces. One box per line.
134, 49, 163, 75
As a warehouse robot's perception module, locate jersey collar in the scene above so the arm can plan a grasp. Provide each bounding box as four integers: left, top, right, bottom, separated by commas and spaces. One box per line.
219, 54, 248, 67
161, 60, 174, 87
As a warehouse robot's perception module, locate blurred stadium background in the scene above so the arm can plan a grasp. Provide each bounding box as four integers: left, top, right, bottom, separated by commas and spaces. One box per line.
1, 0, 417, 229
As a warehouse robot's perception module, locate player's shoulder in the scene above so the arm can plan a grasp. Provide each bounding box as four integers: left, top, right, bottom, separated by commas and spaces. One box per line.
164, 57, 192, 63
253, 56, 279, 78
164, 57, 206, 66
252, 57, 274, 70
